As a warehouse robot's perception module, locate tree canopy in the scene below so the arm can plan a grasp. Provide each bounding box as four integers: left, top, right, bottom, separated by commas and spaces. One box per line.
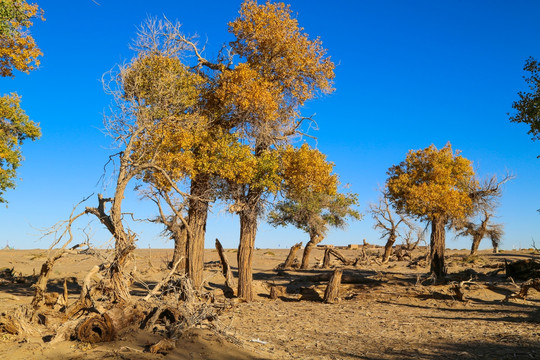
510, 57, 540, 148
386, 143, 477, 278
0, 0, 42, 203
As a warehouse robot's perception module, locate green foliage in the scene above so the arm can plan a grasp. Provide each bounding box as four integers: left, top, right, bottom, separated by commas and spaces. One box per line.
510, 57, 540, 146
269, 145, 360, 237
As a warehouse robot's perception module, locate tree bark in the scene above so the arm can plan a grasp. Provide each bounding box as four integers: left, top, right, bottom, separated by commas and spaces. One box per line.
187, 174, 210, 288
470, 234, 482, 256
382, 233, 397, 263
215, 238, 235, 298
301, 233, 323, 269
282, 242, 302, 269
237, 207, 258, 301
170, 221, 187, 273
430, 217, 447, 279
323, 268, 343, 303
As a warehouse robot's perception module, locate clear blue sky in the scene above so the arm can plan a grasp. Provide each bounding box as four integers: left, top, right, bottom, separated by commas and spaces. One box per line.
1, 0, 538, 251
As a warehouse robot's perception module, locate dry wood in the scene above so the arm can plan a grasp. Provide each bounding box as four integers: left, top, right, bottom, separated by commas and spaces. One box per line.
322, 248, 331, 268
269, 285, 285, 300
323, 268, 343, 303
76, 303, 146, 343
504, 278, 540, 302
215, 238, 235, 298
150, 338, 176, 354
322, 248, 349, 268
280, 242, 302, 269
31, 244, 81, 308
143, 257, 182, 301
64, 265, 102, 319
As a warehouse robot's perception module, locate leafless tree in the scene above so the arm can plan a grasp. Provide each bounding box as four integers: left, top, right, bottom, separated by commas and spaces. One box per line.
369, 192, 411, 263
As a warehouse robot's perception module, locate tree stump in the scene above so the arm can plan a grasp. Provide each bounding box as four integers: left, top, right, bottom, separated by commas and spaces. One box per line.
280, 242, 302, 269
269, 285, 285, 300
323, 268, 343, 303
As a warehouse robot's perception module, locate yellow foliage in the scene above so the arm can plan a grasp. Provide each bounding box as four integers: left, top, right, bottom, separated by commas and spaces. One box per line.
229, 0, 334, 108
281, 144, 337, 196
0, 0, 43, 77
386, 143, 477, 222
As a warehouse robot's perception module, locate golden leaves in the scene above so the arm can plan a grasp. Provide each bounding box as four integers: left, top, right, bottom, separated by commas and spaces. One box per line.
281, 143, 337, 197
0, 0, 43, 77
229, 0, 334, 116
386, 143, 477, 222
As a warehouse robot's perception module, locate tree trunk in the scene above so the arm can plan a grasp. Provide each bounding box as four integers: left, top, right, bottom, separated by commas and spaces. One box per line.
237, 208, 258, 301
187, 174, 210, 288
323, 268, 343, 303
301, 233, 323, 269
470, 234, 482, 256
170, 222, 187, 273
382, 233, 397, 263
430, 216, 447, 279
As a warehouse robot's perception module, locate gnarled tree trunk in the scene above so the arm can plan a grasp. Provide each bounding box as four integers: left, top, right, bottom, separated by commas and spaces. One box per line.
187, 174, 210, 288
430, 217, 447, 279
170, 221, 187, 273
470, 234, 482, 256
301, 233, 323, 269
382, 232, 397, 263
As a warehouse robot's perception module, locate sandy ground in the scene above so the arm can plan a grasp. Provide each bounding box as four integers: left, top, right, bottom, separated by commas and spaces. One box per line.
0, 246, 539, 359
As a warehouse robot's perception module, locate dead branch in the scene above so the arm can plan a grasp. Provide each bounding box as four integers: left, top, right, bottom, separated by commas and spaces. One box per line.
504, 278, 540, 302
215, 239, 235, 298
143, 258, 183, 301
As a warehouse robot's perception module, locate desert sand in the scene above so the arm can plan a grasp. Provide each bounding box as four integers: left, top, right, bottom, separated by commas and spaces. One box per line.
0, 246, 539, 359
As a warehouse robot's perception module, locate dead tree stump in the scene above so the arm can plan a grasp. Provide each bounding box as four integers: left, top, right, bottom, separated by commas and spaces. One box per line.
280, 242, 302, 269
215, 238, 235, 298
269, 285, 285, 300
323, 268, 343, 303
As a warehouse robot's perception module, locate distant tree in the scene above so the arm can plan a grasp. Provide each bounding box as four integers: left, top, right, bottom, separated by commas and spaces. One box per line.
369, 191, 411, 263
0, 0, 42, 203
454, 210, 503, 255
452, 175, 511, 255
510, 57, 540, 152
386, 143, 478, 278
268, 145, 360, 269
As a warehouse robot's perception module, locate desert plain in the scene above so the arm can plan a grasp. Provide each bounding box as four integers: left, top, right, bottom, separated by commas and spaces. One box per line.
0, 246, 539, 359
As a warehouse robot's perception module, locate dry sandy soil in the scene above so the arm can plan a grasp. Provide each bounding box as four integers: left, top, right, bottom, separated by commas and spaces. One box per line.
0, 246, 539, 359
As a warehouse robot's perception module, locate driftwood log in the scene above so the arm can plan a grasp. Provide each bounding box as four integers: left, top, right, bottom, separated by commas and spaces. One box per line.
215, 238, 235, 298
280, 242, 302, 269
76, 303, 146, 343
323, 269, 343, 303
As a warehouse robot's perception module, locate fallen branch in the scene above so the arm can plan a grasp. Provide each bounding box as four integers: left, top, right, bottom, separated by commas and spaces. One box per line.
504, 278, 540, 302
215, 239, 235, 297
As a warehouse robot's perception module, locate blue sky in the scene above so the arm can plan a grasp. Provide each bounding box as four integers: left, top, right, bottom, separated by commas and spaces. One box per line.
0, 0, 538, 251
